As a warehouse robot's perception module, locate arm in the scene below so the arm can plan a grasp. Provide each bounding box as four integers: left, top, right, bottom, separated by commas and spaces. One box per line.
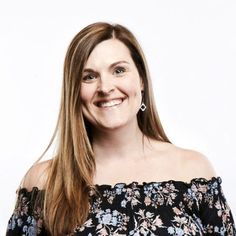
6, 187, 46, 236
183, 149, 236, 235
6, 160, 51, 235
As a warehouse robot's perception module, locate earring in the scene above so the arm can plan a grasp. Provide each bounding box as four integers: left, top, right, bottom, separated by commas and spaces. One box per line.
140, 91, 146, 111
140, 102, 146, 111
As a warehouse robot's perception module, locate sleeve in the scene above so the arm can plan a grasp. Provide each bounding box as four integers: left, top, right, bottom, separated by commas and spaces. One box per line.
6, 187, 46, 236
196, 177, 236, 235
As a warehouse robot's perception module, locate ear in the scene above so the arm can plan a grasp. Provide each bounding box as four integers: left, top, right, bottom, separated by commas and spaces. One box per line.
140, 77, 144, 92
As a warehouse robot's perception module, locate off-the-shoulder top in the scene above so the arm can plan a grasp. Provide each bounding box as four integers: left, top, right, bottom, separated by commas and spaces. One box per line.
6, 176, 236, 235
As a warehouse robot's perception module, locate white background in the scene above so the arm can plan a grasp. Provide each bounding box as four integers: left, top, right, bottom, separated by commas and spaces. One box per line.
0, 0, 235, 233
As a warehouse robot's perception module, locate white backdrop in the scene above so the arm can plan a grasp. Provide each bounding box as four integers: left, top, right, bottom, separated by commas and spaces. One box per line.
0, 0, 235, 233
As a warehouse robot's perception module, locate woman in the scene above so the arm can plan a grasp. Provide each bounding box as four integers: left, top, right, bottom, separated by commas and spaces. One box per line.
6, 22, 235, 235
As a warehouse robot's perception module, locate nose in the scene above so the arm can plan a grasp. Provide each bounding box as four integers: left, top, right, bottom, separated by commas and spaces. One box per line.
97, 74, 115, 95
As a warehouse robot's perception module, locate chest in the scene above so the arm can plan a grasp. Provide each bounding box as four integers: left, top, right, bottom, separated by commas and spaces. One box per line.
94, 153, 183, 185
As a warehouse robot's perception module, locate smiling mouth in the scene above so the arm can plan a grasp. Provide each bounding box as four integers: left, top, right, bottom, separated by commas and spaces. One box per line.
96, 98, 125, 108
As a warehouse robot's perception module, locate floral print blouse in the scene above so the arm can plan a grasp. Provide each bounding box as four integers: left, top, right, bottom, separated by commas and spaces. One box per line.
6, 176, 236, 235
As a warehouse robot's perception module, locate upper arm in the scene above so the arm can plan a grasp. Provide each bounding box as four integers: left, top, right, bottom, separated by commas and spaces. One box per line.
21, 159, 52, 191
7, 161, 50, 234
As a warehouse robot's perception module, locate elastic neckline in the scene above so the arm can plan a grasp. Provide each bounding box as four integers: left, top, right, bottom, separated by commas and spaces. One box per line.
17, 176, 222, 193
93, 176, 222, 190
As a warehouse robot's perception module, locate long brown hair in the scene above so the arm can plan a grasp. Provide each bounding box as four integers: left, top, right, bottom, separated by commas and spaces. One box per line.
32, 22, 171, 235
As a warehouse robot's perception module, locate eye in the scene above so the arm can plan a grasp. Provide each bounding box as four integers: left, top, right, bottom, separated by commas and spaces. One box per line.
82, 74, 97, 82
114, 66, 126, 75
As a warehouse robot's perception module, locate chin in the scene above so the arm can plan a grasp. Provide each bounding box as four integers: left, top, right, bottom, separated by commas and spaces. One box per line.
102, 123, 126, 130
96, 120, 128, 131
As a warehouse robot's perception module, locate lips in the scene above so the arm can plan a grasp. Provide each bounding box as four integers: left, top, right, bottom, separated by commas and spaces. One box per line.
94, 97, 126, 108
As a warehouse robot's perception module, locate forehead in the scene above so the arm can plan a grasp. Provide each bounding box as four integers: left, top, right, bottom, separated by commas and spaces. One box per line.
84, 39, 133, 69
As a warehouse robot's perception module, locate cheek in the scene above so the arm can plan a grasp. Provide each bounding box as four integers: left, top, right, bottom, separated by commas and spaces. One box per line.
80, 85, 94, 104
123, 80, 141, 100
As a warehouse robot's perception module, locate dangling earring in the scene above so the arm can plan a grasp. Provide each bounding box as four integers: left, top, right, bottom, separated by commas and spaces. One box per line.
140, 91, 146, 111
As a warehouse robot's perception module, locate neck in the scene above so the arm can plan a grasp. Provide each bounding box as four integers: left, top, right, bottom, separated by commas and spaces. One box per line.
91, 120, 151, 165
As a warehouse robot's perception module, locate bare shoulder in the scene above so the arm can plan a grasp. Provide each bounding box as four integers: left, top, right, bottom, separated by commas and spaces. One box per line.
21, 159, 52, 191
175, 146, 218, 181
147, 140, 218, 182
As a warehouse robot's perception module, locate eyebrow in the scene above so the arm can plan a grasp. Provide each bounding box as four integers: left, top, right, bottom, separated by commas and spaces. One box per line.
83, 60, 130, 73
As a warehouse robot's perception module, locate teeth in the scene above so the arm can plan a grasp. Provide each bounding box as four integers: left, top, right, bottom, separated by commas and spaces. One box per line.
98, 99, 123, 108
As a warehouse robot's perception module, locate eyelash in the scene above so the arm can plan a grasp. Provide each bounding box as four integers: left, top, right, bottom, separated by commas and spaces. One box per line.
82, 66, 126, 82
82, 74, 96, 81
114, 66, 126, 75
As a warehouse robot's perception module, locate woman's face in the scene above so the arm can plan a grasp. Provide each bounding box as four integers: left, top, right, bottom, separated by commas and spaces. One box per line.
80, 38, 144, 132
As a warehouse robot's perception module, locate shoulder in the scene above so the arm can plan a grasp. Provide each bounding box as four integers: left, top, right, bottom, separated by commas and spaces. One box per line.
21, 159, 52, 191
148, 140, 217, 181
175, 146, 218, 181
